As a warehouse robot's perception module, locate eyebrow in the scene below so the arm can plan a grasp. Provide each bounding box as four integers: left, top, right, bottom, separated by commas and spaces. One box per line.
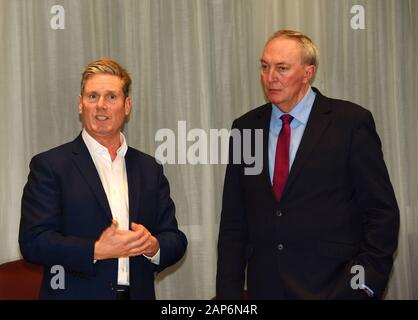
84, 90, 119, 95
260, 60, 289, 66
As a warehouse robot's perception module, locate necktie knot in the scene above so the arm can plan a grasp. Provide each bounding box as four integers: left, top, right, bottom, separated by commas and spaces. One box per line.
280, 114, 293, 125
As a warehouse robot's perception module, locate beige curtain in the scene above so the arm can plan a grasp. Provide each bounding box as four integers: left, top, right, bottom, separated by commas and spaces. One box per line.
0, 0, 416, 299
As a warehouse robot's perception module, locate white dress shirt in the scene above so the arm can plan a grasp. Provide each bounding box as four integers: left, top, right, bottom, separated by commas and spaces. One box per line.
82, 129, 160, 286
82, 129, 131, 285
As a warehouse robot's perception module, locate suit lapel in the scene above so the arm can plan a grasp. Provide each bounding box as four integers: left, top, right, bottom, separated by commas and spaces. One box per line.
125, 148, 141, 222
254, 104, 275, 194
71, 134, 113, 222
282, 90, 333, 199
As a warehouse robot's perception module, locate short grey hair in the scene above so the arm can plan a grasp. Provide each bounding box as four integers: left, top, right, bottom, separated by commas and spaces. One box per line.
266, 30, 319, 68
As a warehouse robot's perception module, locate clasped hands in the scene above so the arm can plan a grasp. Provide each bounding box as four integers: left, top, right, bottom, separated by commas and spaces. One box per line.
94, 220, 160, 260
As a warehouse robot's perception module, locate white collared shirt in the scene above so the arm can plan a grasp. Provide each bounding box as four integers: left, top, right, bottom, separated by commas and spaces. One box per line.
82, 129, 161, 286
82, 129, 131, 285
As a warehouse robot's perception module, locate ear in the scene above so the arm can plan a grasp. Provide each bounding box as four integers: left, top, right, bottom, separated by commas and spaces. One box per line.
78, 95, 83, 114
124, 96, 132, 116
304, 65, 316, 83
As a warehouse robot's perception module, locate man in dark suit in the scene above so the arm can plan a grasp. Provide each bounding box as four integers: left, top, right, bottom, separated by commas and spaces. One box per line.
19, 59, 187, 299
216, 30, 399, 299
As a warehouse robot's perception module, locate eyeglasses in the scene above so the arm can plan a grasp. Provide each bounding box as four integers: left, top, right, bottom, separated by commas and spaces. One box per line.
83, 93, 123, 104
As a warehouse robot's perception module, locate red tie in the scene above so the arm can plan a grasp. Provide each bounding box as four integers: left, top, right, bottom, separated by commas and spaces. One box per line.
273, 114, 293, 201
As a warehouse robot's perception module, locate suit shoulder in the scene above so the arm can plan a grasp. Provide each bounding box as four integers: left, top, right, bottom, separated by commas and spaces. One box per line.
127, 147, 161, 168
325, 95, 372, 119
31, 140, 74, 163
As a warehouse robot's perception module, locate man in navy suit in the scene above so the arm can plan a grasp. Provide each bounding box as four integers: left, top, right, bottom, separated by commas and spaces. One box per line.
216, 30, 399, 299
19, 59, 187, 299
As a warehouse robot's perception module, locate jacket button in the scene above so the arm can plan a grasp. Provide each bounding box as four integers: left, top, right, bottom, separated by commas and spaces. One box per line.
276, 210, 282, 217
278, 244, 284, 251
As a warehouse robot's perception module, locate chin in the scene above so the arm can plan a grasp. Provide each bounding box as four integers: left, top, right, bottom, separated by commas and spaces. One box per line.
267, 94, 283, 102
268, 98, 284, 106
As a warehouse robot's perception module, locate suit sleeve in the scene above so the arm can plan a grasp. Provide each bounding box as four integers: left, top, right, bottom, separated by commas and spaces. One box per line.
153, 164, 188, 272
331, 110, 400, 299
19, 155, 95, 275
216, 120, 248, 299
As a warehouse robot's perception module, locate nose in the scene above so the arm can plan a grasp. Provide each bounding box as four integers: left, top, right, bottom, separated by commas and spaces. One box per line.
267, 68, 278, 83
97, 95, 107, 109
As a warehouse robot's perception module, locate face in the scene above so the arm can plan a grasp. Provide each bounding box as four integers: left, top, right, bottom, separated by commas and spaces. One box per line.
79, 73, 131, 146
260, 37, 315, 112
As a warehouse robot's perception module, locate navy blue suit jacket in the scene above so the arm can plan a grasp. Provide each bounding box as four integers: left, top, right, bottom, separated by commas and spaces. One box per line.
19, 134, 187, 299
217, 88, 399, 299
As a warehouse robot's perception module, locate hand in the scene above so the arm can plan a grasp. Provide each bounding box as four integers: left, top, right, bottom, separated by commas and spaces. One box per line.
94, 220, 148, 260
130, 222, 160, 258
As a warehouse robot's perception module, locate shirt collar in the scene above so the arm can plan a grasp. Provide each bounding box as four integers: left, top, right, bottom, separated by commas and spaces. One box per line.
82, 129, 128, 159
271, 86, 316, 126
